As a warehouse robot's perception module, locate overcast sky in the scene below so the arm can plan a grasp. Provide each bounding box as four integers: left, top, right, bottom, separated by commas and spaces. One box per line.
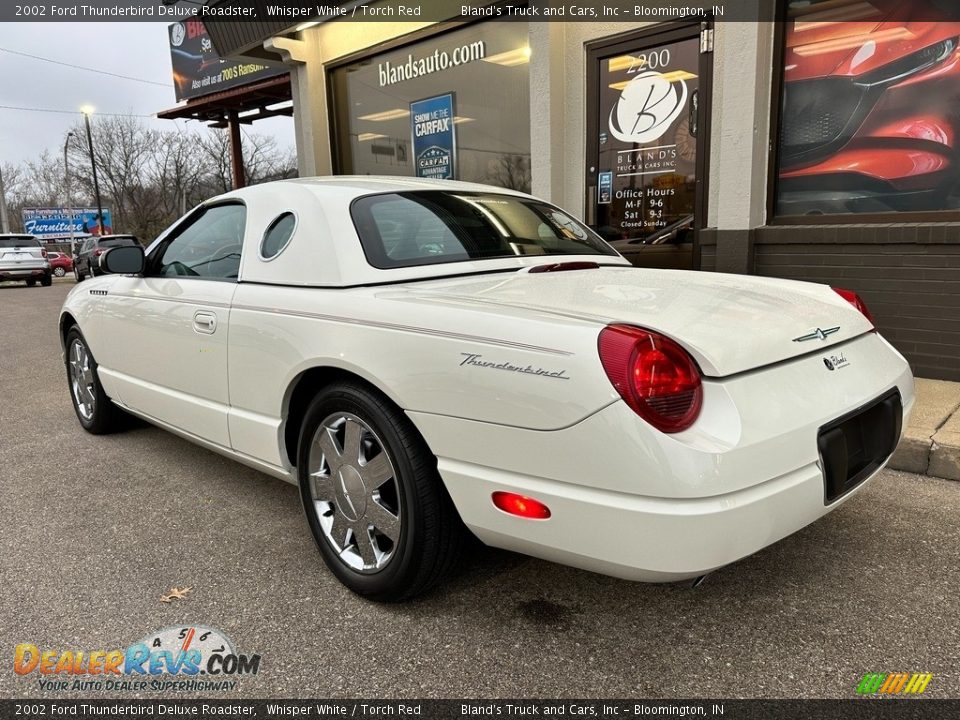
0, 22, 295, 167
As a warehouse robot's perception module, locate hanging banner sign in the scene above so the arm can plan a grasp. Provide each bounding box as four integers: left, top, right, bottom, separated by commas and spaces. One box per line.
410, 93, 457, 180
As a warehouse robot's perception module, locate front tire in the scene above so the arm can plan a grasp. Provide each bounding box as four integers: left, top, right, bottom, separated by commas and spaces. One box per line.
65, 327, 126, 434
297, 381, 466, 602
74, 266, 85, 282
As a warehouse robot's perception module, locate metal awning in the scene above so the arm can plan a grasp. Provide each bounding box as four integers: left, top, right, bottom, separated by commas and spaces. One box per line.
205, 16, 300, 60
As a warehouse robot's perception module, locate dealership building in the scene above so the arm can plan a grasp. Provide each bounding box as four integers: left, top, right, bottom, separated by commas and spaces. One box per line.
190, 2, 959, 381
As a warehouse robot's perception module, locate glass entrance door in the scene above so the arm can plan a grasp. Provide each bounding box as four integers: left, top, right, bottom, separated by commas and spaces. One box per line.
586, 25, 710, 270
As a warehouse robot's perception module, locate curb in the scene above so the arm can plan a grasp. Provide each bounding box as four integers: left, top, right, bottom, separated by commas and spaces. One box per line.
889, 379, 960, 481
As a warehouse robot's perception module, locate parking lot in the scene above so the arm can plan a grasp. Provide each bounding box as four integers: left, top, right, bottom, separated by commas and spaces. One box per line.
1, 280, 958, 700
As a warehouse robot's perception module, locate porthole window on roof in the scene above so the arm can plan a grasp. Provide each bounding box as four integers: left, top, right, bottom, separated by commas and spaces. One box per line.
260, 212, 296, 260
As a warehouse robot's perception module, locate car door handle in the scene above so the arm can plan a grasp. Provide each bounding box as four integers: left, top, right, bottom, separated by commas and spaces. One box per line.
193, 311, 218, 334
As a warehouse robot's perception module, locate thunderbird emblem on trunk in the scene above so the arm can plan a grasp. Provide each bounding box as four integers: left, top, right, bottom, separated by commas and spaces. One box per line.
793, 327, 840, 342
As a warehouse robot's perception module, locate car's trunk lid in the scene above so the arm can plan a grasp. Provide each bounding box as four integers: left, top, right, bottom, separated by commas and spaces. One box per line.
398, 266, 874, 377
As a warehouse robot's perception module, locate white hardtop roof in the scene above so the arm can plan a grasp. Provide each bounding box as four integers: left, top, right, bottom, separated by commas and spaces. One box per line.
239, 175, 531, 200
190, 177, 609, 288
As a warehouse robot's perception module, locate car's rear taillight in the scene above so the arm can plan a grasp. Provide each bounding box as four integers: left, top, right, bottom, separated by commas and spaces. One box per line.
598, 324, 703, 433
832, 287, 876, 327
94, 248, 104, 256
40, 249, 47, 258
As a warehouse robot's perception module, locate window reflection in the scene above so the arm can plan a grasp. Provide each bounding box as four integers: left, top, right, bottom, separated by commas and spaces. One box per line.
329, 23, 532, 192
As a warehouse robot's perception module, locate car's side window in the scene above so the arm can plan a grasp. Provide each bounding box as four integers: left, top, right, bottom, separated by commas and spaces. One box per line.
149, 204, 246, 280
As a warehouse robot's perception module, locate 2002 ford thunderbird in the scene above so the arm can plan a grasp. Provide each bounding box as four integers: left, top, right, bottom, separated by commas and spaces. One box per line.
60, 177, 915, 601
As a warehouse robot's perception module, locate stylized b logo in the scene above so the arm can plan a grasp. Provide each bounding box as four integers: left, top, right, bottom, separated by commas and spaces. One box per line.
609, 71, 687, 145
631, 83, 676, 136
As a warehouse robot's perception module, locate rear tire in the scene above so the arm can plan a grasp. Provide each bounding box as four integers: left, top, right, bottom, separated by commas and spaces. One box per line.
54, 267, 66, 277
74, 266, 85, 282
65, 326, 127, 434
297, 381, 466, 602
40, 273, 52, 287
26, 278, 36, 287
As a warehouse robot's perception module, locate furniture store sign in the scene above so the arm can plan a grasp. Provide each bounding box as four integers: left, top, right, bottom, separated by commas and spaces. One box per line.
411, 93, 457, 180
21, 207, 113, 241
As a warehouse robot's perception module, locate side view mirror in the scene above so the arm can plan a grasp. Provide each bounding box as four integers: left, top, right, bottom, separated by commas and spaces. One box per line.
100, 245, 145, 275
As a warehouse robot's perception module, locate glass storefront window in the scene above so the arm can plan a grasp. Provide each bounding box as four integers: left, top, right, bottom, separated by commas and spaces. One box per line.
329, 23, 531, 193
776, 1, 960, 217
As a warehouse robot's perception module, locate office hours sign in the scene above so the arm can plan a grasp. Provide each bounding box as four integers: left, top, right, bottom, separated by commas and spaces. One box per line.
595, 37, 699, 242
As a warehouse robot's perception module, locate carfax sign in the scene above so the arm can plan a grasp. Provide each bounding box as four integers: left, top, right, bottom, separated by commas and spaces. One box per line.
21, 208, 113, 241
410, 93, 456, 180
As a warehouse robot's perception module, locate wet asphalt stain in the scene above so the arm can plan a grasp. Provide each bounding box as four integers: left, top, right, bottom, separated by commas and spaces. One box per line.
517, 598, 575, 626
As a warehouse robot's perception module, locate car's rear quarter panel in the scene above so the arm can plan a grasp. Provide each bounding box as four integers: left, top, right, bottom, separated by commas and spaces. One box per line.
226, 283, 621, 469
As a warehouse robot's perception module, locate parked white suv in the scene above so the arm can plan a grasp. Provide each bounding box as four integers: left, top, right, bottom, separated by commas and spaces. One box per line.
0, 234, 52, 286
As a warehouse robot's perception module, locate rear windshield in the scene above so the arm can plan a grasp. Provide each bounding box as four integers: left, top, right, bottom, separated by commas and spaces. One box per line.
99, 237, 137, 248
351, 191, 617, 269
0, 237, 39, 248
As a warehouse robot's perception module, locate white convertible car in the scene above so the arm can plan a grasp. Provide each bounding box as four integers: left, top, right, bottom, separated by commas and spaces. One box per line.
60, 177, 914, 601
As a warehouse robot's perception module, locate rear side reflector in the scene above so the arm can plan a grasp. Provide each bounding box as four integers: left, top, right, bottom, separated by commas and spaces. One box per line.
492, 492, 551, 520
832, 287, 876, 327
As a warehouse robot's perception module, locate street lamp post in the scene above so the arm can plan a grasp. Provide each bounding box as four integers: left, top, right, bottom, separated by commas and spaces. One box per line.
81, 107, 105, 236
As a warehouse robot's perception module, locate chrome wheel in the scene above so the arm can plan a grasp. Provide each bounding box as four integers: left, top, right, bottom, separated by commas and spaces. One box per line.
307, 413, 401, 574
54, 267, 66, 277
69, 339, 96, 420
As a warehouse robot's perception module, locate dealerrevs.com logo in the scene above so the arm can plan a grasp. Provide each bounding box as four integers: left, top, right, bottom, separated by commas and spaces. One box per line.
14, 626, 261, 693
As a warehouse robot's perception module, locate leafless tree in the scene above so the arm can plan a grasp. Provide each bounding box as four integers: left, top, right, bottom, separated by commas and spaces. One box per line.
2, 116, 298, 240
486, 153, 531, 193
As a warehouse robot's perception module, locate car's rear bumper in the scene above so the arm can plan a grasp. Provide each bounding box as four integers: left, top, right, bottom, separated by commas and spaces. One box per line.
411, 332, 914, 582
438, 453, 872, 582
0, 266, 49, 279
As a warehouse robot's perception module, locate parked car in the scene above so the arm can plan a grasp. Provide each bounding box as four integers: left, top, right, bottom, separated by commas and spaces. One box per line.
47, 252, 74, 277
59, 177, 915, 601
73, 235, 139, 282
0, 234, 51, 286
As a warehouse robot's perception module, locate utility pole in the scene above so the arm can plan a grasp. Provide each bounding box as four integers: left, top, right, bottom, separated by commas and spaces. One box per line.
64, 131, 76, 255
0, 164, 10, 234
81, 107, 105, 235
